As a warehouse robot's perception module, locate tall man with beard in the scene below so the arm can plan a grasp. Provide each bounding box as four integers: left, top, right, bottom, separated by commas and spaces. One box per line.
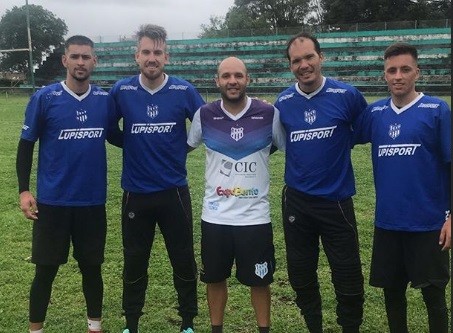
110, 24, 204, 333
17, 35, 120, 333
187, 57, 285, 333
274, 32, 367, 333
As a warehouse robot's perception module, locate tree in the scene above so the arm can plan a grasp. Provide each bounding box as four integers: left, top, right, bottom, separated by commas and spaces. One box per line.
407, 0, 452, 20
235, 0, 312, 29
0, 4, 67, 73
199, 15, 228, 38
322, 0, 362, 24
199, 0, 451, 38
225, 6, 272, 35
323, 0, 452, 24
307, 0, 325, 25
199, 0, 312, 38
199, 6, 270, 38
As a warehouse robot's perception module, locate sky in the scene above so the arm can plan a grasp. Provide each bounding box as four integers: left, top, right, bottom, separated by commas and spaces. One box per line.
0, 0, 235, 41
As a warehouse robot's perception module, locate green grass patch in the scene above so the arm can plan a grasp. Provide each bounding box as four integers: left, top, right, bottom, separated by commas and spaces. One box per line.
0, 93, 450, 332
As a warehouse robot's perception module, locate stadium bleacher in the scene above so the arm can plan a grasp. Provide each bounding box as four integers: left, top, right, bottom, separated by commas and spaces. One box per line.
45, 27, 452, 95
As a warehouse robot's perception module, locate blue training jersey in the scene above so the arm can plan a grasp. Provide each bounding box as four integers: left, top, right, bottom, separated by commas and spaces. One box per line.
275, 77, 367, 201
354, 93, 451, 232
110, 74, 205, 193
20, 82, 114, 206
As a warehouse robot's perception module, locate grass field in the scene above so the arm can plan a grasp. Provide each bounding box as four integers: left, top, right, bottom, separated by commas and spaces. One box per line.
0, 93, 450, 332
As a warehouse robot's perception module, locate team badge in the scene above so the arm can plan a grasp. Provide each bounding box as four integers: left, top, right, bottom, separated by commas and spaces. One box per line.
147, 104, 159, 119
220, 159, 233, 176
76, 109, 88, 123
388, 123, 401, 139
304, 109, 316, 125
231, 127, 244, 141
255, 262, 268, 279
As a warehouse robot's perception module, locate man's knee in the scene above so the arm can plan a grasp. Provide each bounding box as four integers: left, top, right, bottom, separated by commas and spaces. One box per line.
421, 284, 447, 309
123, 253, 149, 283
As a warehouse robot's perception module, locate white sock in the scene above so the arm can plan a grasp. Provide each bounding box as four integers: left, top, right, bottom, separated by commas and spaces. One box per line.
88, 318, 102, 331
30, 329, 43, 333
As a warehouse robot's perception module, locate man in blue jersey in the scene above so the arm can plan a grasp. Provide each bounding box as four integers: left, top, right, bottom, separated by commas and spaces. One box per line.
354, 42, 451, 333
110, 24, 204, 333
16, 35, 120, 333
188, 56, 285, 333
274, 32, 366, 333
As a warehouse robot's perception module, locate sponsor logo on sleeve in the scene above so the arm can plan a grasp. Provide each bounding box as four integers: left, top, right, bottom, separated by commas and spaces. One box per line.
169, 84, 188, 90
418, 103, 439, 109
92, 90, 108, 96
371, 105, 389, 112
120, 85, 138, 91
326, 88, 347, 94
278, 93, 294, 102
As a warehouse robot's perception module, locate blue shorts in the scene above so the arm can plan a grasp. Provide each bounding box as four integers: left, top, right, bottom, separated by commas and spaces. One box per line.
200, 221, 275, 286
32, 203, 106, 265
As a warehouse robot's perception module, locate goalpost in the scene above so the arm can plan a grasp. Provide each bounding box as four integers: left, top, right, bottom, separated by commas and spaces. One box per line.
0, 0, 35, 91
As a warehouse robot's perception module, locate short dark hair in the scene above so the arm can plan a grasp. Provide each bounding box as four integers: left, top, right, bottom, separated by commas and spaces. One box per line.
285, 32, 322, 61
384, 42, 418, 61
136, 24, 167, 45
64, 35, 94, 50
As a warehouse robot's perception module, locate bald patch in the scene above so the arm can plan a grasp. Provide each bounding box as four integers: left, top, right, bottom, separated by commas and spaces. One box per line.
290, 37, 314, 51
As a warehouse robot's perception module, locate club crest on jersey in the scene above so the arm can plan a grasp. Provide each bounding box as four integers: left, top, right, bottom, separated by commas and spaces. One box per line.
76, 109, 88, 123
147, 104, 159, 119
220, 159, 233, 177
231, 127, 244, 141
388, 123, 401, 139
255, 262, 268, 279
304, 109, 316, 125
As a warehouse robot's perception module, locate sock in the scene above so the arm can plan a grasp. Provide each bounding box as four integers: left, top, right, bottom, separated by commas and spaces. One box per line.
126, 316, 139, 333
88, 318, 102, 331
181, 317, 194, 330
258, 327, 270, 333
211, 325, 223, 333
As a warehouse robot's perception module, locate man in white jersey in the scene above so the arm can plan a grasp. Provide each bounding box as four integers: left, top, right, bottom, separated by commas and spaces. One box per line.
187, 57, 285, 333
354, 42, 451, 333
16, 35, 121, 333
110, 24, 205, 333
274, 32, 366, 333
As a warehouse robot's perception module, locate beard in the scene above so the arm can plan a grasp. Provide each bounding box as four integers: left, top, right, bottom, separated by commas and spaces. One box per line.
220, 88, 246, 103
140, 62, 164, 82
142, 70, 163, 82
70, 69, 90, 82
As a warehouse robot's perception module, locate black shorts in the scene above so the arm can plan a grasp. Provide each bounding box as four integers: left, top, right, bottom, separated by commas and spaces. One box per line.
32, 203, 107, 265
370, 227, 450, 289
200, 221, 275, 287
